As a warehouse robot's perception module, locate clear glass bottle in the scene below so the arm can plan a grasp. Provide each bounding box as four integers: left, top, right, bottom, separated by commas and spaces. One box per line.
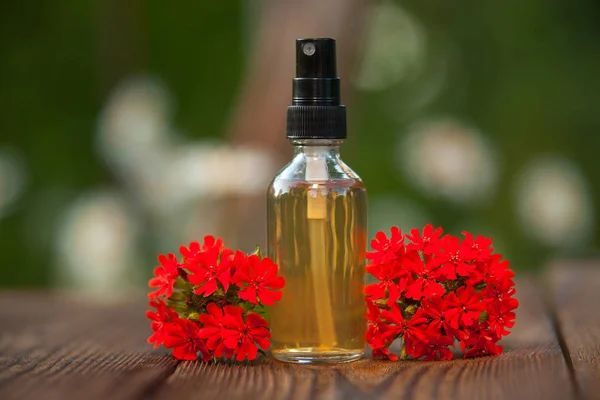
267, 139, 367, 363
267, 39, 367, 364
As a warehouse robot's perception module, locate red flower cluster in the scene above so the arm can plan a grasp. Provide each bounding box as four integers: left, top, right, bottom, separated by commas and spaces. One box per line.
147, 236, 285, 361
365, 225, 518, 361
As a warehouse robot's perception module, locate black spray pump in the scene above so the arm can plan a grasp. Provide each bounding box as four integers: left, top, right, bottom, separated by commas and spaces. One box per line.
287, 38, 347, 139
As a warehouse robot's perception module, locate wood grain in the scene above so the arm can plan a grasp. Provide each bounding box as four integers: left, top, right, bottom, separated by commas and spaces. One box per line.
0, 273, 585, 400
152, 278, 574, 400
546, 261, 600, 399
0, 293, 177, 400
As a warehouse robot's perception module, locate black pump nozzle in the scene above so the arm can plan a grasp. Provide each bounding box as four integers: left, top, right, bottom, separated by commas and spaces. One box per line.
292, 38, 341, 106
287, 38, 346, 139
296, 38, 337, 78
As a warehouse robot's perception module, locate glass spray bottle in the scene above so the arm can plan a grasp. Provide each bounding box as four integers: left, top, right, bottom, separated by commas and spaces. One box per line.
267, 38, 367, 364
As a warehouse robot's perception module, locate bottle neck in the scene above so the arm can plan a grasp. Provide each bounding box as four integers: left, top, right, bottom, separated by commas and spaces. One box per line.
291, 139, 342, 158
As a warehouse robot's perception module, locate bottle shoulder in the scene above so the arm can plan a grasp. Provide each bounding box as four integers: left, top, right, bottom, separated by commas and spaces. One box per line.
269, 154, 365, 193
271, 154, 363, 182
336, 158, 363, 182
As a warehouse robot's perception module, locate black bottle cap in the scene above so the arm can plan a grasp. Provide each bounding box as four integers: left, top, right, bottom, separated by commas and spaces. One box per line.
287, 38, 346, 139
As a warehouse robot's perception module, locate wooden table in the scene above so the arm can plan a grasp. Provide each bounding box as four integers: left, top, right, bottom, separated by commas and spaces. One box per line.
1, 263, 599, 400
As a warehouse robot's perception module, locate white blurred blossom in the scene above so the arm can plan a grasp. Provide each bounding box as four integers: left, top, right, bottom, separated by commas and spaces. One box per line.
55, 190, 140, 293
515, 156, 594, 248
97, 76, 172, 165
96, 77, 173, 211
355, 1, 426, 91
96, 77, 277, 216
398, 118, 499, 204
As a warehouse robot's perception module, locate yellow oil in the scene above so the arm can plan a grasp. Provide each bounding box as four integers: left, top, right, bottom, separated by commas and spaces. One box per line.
267, 179, 367, 363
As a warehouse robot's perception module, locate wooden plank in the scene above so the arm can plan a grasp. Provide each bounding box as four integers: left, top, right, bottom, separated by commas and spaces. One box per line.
0, 274, 578, 400
153, 277, 574, 400
0, 293, 177, 400
546, 261, 600, 398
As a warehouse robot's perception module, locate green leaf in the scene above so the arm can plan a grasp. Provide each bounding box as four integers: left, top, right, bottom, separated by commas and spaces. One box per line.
173, 276, 192, 293
239, 302, 257, 312
168, 291, 187, 302
475, 282, 487, 292
249, 245, 261, 258
479, 310, 488, 322
404, 304, 417, 317
375, 299, 388, 307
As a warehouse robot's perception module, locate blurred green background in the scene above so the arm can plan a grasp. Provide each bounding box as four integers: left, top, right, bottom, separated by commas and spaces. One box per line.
0, 0, 598, 290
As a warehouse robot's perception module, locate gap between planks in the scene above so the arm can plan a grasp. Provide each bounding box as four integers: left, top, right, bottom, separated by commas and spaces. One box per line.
544, 261, 600, 400
545, 282, 583, 400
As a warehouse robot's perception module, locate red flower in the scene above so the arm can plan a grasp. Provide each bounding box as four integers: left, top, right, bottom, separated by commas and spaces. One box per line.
222, 249, 246, 280
372, 347, 399, 361
148, 253, 180, 299
187, 246, 234, 297
202, 235, 223, 250
487, 256, 514, 284
485, 276, 518, 308
405, 224, 443, 254
366, 299, 392, 349
363, 226, 517, 361
180, 236, 223, 261
421, 295, 454, 335
461, 232, 493, 262
434, 236, 476, 280
365, 260, 408, 306
164, 319, 211, 361
485, 255, 514, 284
459, 322, 503, 358
198, 303, 234, 358
468, 254, 513, 286
380, 306, 430, 348
147, 236, 285, 363
486, 300, 517, 337
233, 255, 285, 306
410, 334, 454, 361
221, 306, 271, 361
464, 338, 503, 358
146, 298, 180, 348
367, 227, 404, 265
180, 241, 201, 261
445, 286, 486, 329
404, 253, 445, 300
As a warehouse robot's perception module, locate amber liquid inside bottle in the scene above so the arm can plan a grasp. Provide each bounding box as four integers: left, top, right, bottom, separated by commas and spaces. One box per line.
267, 178, 367, 363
